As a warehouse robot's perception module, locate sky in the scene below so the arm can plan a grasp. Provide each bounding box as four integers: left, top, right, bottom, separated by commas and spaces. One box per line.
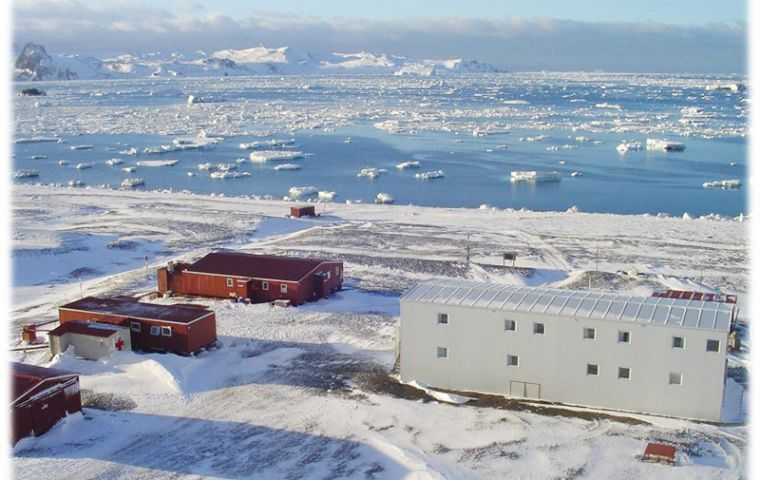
11, 0, 749, 72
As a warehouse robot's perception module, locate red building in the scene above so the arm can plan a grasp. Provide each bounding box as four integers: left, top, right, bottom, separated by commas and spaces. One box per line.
11, 362, 82, 445
158, 252, 343, 305
290, 205, 316, 218
58, 297, 217, 355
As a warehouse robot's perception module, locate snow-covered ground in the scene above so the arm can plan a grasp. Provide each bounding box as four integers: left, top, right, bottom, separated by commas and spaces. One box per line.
11, 184, 748, 479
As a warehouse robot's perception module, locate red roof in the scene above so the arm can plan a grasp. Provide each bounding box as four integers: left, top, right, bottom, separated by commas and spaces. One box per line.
651, 290, 737, 304
644, 443, 676, 459
60, 297, 212, 324
49, 320, 125, 338
12, 362, 78, 403
185, 252, 337, 282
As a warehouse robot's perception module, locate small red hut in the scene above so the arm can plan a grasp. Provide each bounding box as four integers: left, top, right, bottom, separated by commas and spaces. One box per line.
11, 362, 82, 445
290, 205, 316, 218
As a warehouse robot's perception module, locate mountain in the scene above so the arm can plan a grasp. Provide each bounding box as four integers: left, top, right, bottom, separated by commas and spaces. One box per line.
13, 43, 502, 80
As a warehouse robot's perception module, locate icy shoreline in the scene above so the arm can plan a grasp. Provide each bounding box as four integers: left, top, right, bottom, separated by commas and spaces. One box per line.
12, 183, 749, 223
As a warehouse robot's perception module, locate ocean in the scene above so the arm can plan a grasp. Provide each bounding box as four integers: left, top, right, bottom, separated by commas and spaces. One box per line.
12, 73, 748, 216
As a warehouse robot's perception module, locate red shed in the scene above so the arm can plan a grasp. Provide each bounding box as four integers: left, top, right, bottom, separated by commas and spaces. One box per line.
158, 252, 343, 305
643, 443, 677, 465
290, 205, 315, 218
11, 362, 82, 445
58, 297, 217, 355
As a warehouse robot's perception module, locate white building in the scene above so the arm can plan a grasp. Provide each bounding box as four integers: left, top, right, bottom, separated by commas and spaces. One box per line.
399, 278, 736, 422
49, 321, 132, 360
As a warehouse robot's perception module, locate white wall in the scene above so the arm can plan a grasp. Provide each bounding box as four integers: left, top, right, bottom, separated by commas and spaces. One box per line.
50, 330, 132, 360
400, 300, 728, 421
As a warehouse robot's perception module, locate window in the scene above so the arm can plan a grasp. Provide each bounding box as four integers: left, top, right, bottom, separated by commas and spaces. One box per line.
533, 323, 545, 335
262, 281, 269, 290
436, 347, 448, 359
280, 284, 288, 293
150, 326, 160, 336
583, 327, 596, 340
161, 326, 172, 337
618, 367, 631, 379
618, 331, 631, 343
587, 364, 599, 376
327, 270, 331, 279
335, 266, 340, 276
226, 278, 233, 287
672, 336, 685, 349
504, 319, 516, 331
506, 354, 519, 367
706, 339, 720, 352
669, 372, 683, 385
130, 321, 141, 333
437, 313, 449, 325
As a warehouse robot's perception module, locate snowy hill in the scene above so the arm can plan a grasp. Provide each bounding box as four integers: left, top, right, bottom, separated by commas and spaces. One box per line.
13, 42, 502, 80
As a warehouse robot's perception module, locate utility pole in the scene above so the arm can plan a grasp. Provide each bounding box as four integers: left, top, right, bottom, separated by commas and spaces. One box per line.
465, 234, 471, 268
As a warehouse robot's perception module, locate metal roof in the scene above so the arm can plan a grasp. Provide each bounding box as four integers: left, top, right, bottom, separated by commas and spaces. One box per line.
60, 297, 212, 324
12, 362, 78, 403
49, 320, 126, 338
185, 252, 336, 282
401, 278, 734, 332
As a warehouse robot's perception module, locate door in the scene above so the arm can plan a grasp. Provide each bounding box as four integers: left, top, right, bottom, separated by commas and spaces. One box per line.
31, 388, 66, 436
509, 381, 541, 399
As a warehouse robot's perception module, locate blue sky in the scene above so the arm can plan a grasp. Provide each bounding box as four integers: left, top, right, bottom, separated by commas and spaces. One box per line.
12, 0, 748, 73
192, 0, 747, 25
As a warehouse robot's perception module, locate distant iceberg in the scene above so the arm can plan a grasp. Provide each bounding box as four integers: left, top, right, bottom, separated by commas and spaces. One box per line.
240, 139, 295, 149
375, 192, 395, 204
274, 163, 302, 171
646, 138, 685, 152
396, 161, 421, 170
357, 167, 388, 179
415, 170, 445, 180
136, 160, 178, 167
121, 177, 145, 188
616, 141, 642, 154
249, 150, 304, 162
510, 171, 560, 183
703, 179, 742, 190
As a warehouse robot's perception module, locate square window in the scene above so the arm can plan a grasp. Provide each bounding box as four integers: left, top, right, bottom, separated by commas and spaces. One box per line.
504, 319, 516, 331
150, 326, 160, 336
437, 313, 449, 325
618, 367, 631, 379
583, 327, 596, 339
226, 278, 233, 287
672, 336, 685, 349
262, 281, 269, 290
130, 321, 141, 333
669, 372, 683, 385
533, 323, 545, 335
587, 364, 599, 376
437, 346, 448, 359
280, 284, 288, 293
706, 339, 720, 352
618, 331, 631, 343
161, 326, 172, 337
507, 354, 519, 366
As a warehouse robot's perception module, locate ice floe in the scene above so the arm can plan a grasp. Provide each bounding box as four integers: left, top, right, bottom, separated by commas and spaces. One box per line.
703, 179, 742, 190
249, 150, 304, 162
120, 177, 145, 188
414, 170, 445, 180
510, 171, 561, 183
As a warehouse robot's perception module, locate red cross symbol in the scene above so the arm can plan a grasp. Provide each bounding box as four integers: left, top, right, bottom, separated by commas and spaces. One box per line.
115, 338, 125, 351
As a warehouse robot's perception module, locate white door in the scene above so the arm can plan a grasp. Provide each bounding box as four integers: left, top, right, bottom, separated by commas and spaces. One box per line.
509, 381, 541, 399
